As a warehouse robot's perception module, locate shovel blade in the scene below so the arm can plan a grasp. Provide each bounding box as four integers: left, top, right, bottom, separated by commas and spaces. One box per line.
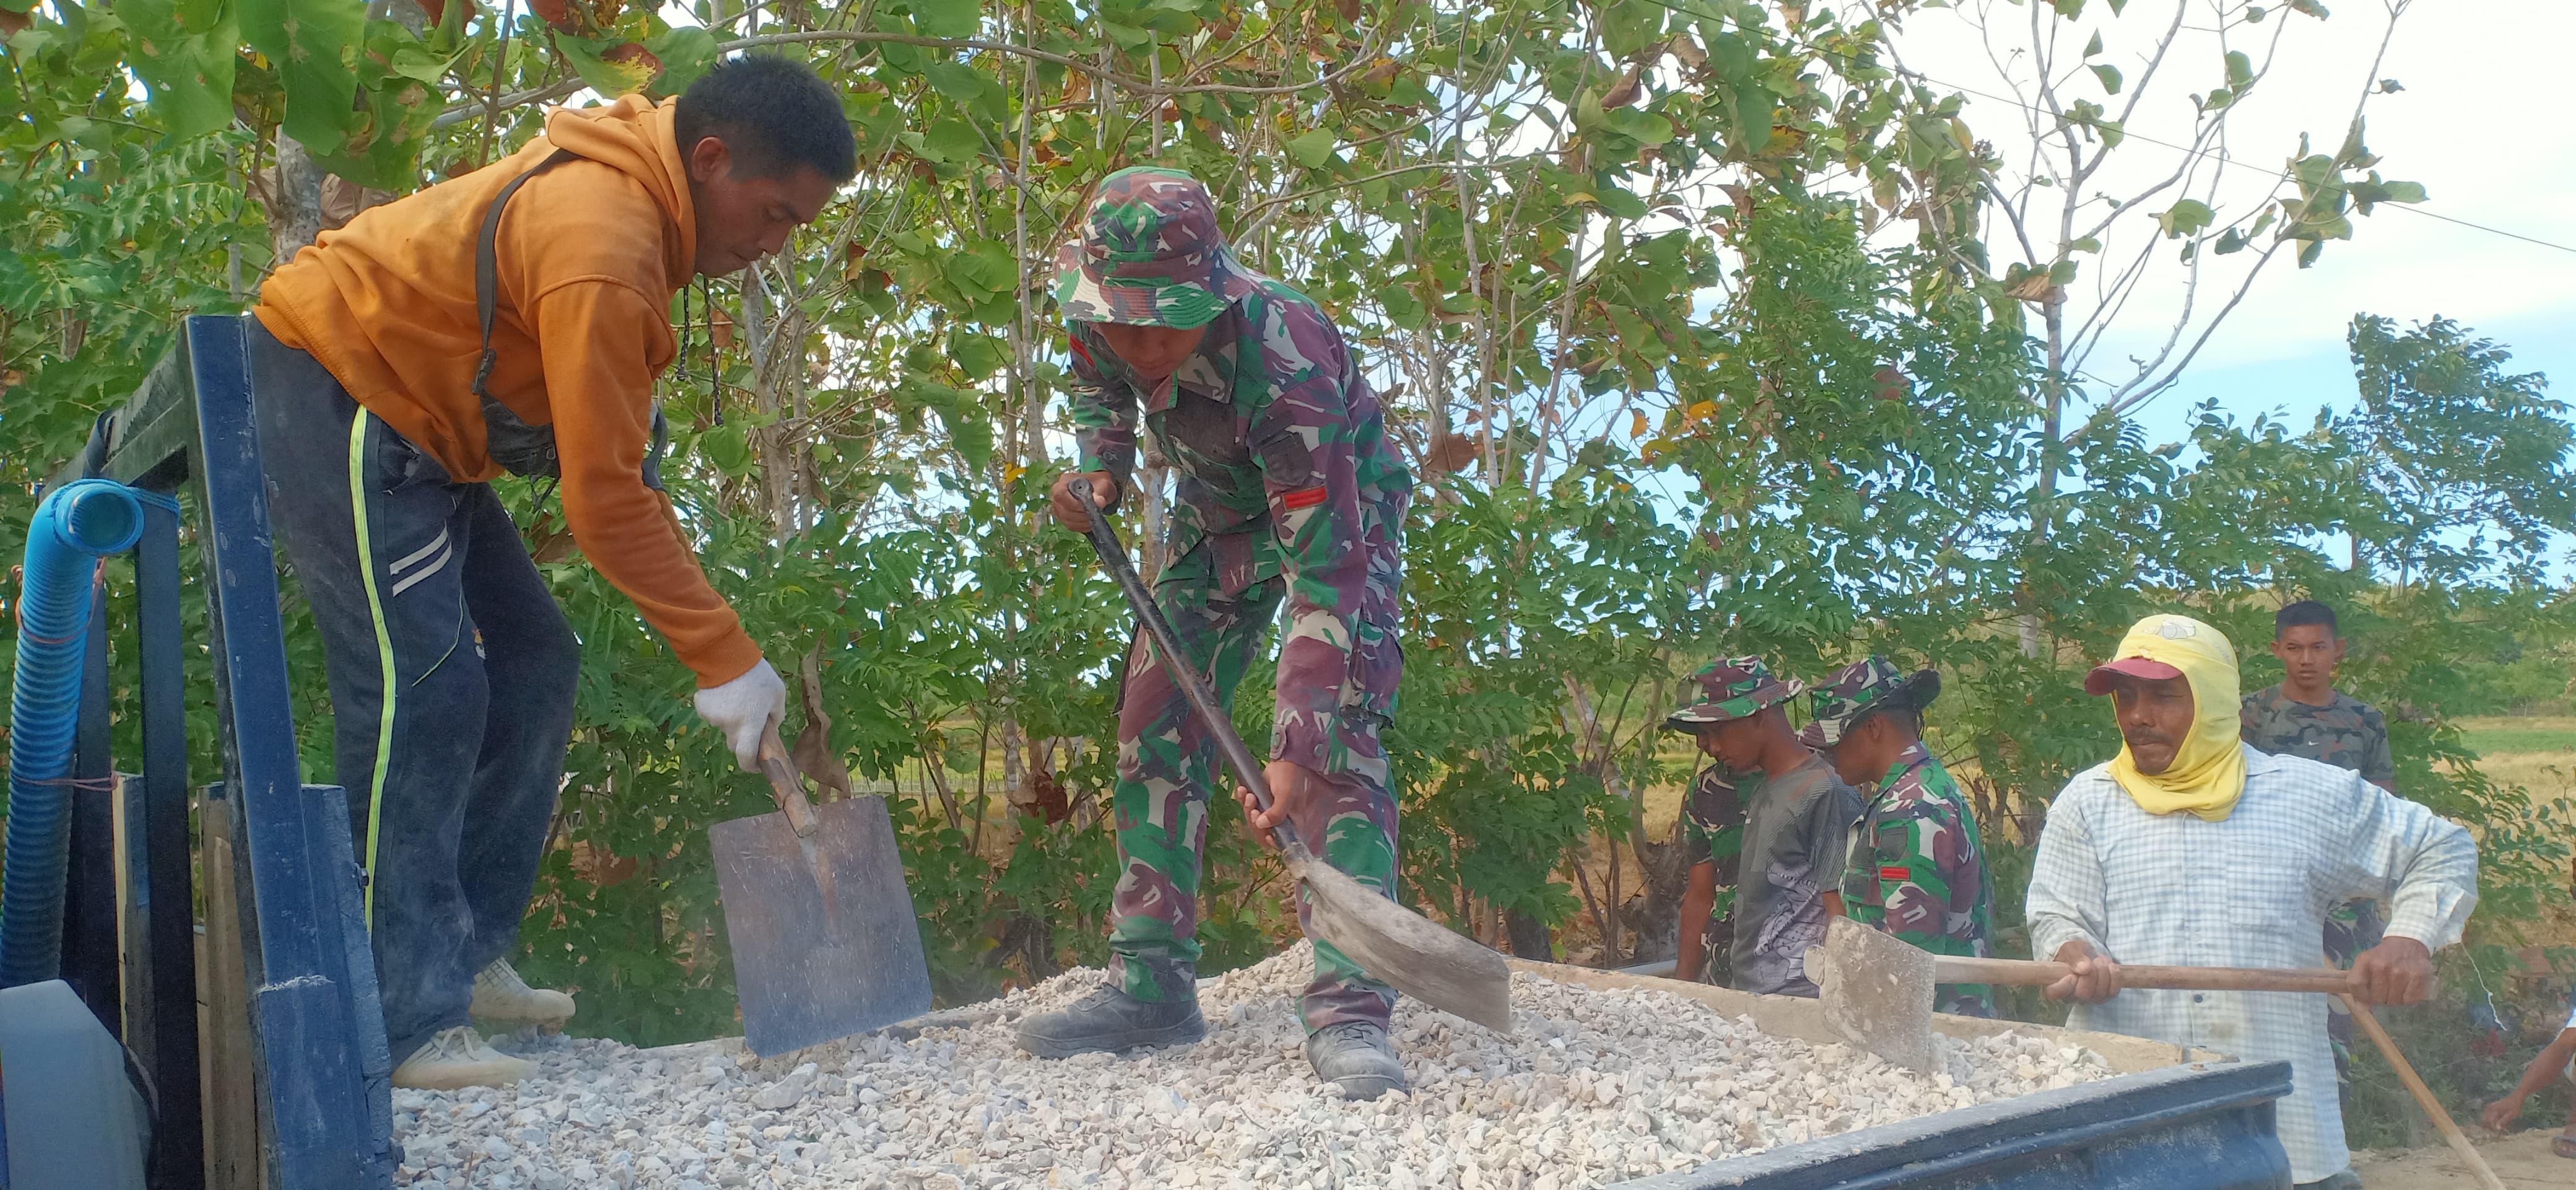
712, 795, 934, 1056
1297, 859, 1514, 1034
1810, 916, 1941, 1074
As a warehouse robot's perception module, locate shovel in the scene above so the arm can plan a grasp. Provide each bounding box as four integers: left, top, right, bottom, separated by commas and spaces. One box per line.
1808, 918, 2507, 1190
711, 724, 935, 1056
1073, 483, 1512, 1033
1810, 916, 2353, 1074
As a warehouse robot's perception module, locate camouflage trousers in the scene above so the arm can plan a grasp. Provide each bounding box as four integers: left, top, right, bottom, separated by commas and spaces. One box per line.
1107, 550, 1400, 1033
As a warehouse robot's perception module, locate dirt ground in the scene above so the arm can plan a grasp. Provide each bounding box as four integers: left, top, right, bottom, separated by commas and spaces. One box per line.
2351, 1129, 2573, 1188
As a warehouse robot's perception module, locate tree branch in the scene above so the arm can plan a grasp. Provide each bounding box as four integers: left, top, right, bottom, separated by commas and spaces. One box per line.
435, 26, 1383, 129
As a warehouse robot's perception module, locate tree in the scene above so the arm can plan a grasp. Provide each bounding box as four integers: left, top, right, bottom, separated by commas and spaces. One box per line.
1877, 0, 2429, 655
2341, 313, 2575, 588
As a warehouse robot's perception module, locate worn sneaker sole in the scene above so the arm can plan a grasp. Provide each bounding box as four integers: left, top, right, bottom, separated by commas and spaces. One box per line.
470, 1008, 573, 1030
473, 1018, 570, 1039
1013, 1015, 1207, 1059
468, 993, 575, 1031
391, 1056, 535, 1090
1326, 1074, 1406, 1101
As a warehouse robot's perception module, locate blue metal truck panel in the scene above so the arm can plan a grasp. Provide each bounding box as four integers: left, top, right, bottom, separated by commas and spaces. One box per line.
1625, 1060, 2292, 1190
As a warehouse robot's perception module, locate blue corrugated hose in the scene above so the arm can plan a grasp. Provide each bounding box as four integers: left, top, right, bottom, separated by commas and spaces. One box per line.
1, 478, 144, 987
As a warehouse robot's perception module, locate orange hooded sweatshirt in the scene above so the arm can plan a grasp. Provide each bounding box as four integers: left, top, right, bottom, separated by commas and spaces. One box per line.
255, 95, 760, 688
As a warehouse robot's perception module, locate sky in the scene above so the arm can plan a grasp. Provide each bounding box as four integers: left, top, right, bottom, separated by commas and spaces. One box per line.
1885, 0, 2574, 447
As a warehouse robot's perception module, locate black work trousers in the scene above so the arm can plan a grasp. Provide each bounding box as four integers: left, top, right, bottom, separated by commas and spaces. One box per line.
248, 320, 579, 1064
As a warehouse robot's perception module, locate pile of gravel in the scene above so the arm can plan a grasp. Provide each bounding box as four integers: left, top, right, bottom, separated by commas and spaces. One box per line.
396, 944, 2115, 1189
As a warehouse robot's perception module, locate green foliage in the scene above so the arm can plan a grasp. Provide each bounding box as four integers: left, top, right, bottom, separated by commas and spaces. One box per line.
1, 1, 2569, 1078
2343, 314, 2575, 585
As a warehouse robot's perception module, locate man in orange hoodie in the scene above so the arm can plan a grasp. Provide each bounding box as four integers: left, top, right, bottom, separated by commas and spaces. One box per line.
248, 55, 854, 1088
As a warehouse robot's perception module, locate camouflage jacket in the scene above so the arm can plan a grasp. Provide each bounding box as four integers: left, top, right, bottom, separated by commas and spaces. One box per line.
2240, 685, 2395, 788
1841, 743, 1997, 1017
1680, 764, 1747, 981
1069, 282, 1414, 772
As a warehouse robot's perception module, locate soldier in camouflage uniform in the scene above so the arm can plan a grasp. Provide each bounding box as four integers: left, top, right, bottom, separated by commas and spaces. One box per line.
1799, 657, 1997, 1017
1676, 766, 1746, 986
2240, 599, 2394, 1077
1015, 167, 1415, 1100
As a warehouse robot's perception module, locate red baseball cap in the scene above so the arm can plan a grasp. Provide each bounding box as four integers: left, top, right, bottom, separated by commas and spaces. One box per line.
2084, 655, 2185, 696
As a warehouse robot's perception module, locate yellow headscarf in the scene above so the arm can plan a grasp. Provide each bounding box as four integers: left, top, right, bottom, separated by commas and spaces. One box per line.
2099, 614, 2247, 821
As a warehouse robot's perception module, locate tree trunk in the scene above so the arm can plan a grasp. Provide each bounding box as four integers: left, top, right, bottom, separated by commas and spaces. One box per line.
1503, 909, 1553, 962
2021, 293, 2068, 660
999, 720, 1025, 849
1015, 2, 1045, 481
1628, 815, 1690, 965
261, 136, 326, 261
225, 146, 246, 301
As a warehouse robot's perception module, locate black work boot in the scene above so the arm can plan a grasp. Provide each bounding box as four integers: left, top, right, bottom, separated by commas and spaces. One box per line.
1014, 983, 1206, 1059
1305, 1020, 1406, 1100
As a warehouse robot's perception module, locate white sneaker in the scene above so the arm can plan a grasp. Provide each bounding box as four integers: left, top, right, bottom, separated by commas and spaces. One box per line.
470, 958, 575, 1030
392, 1025, 534, 1090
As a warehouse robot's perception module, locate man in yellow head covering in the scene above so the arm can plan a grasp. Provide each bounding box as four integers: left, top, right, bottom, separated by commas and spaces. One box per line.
2024, 613, 2481, 1190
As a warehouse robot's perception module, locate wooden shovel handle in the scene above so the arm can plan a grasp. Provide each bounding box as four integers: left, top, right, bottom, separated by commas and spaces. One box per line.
2340, 994, 2507, 1190
757, 724, 819, 838
1073, 483, 1317, 868
1933, 955, 2352, 994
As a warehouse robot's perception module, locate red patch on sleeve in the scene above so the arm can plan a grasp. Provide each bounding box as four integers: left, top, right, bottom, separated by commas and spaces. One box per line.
1068, 337, 1094, 369
1878, 865, 1912, 881
1280, 485, 1329, 510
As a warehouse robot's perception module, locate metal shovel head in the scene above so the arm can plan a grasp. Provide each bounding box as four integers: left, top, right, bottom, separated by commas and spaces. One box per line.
1295, 855, 1514, 1034
1810, 916, 1941, 1074
711, 795, 934, 1056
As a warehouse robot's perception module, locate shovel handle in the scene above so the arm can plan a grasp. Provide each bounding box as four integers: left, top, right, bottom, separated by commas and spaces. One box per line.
1071, 483, 1317, 867
1933, 955, 2352, 994
2341, 992, 2509, 1190
758, 724, 820, 838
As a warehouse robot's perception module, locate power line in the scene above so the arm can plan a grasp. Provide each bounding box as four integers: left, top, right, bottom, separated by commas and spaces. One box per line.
2380, 204, 2576, 256
1899, 68, 2576, 256
1614, 0, 2576, 257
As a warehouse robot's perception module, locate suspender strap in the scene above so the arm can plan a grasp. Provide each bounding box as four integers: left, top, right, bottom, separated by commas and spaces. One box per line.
472, 147, 577, 411
470, 147, 671, 489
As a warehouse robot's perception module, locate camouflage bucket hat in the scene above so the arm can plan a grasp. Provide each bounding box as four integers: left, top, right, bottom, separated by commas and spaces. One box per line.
1052, 166, 1260, 329
1799, 656, 1941, 749
1665, 657, 1806, 730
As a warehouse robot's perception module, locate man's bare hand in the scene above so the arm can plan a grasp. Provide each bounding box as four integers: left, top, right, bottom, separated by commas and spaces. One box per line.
2349, 935, 2434, 1005
1233, 758, 1320, 849
2043, 940, 2123, 1004
2479, 1094, 2525, 1133
1049, 470, 1119, 532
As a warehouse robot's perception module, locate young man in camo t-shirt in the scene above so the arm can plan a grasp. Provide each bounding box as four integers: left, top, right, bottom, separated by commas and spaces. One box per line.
2241, 600, 2395, 789
2240, 598, 2396, 1078
1665, 657, 1861, 997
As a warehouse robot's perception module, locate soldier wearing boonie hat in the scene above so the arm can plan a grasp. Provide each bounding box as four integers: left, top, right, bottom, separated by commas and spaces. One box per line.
1803, 657, 1998, 1017
1796, 657, 1938, 751
1025, 167, 1416, 1101
1048, 167, 1263, 328
1663, 657, 1860, 995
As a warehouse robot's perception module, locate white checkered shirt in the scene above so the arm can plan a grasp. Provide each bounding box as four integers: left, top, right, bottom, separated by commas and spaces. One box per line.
2026, 745, 2478, 1183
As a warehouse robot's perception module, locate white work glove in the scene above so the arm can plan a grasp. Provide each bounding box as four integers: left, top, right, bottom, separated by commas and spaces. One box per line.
695, 658, 787, 772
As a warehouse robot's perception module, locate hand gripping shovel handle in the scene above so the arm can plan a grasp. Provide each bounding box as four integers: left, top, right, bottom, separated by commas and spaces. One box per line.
1073, 483, 1320, 868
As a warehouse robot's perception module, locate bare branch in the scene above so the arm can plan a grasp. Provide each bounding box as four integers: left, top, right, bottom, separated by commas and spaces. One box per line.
2100, 236, 2284, 421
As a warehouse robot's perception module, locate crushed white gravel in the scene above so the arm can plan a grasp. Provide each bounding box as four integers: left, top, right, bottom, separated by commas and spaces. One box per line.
396, 943, 2117, 1189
